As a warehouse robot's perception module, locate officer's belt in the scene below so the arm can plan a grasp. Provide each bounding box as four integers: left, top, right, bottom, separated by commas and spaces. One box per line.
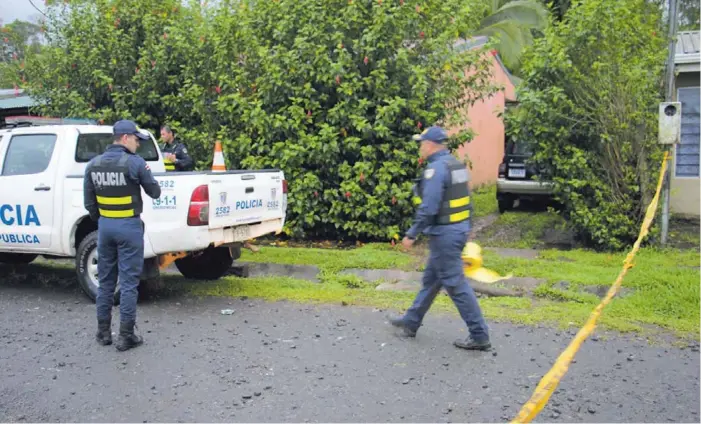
97, 195, 137, 218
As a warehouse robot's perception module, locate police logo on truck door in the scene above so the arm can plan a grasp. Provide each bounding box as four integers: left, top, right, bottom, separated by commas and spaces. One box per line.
215, 192, 231, 217
267, 187, 280, 210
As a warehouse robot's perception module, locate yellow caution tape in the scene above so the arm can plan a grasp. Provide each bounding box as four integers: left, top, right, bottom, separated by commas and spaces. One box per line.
511, 151, 670, 423
462, 241, 513, 284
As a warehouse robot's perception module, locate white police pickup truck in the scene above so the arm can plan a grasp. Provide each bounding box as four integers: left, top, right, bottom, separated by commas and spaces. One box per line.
0, 124, 287, 302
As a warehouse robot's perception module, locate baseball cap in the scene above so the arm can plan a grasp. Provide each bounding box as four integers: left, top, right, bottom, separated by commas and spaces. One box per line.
412, 126, 448, 143
113, 120, 149, 140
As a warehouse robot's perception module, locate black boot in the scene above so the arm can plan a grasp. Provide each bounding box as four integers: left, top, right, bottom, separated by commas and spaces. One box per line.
386, 315, 417, 338
96, 318, 112, 346
454, 337, 491, 351
115, 321, 143, 351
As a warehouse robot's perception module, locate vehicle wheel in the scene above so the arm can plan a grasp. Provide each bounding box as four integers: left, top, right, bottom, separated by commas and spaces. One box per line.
0, 253, 38, 264
175, 246, 235, 280
498, 197, 514, 213
76, 231, 120, 305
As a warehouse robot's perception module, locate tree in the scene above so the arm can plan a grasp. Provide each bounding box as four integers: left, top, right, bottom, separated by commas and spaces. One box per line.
1, 20, 43, 64
22, 0, 500, 241
0, 19, 44, 86
474, 0, 549, 71
505, 0, 669, 250
678, 0, 700, 30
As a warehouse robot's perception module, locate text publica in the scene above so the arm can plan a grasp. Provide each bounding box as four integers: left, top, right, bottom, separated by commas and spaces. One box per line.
0, 233, 40, 244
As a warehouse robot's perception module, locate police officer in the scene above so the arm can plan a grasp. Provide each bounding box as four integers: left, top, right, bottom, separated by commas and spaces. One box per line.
388, 126, 491, 351
159, 124, 194, 172
84, 120, 161, 351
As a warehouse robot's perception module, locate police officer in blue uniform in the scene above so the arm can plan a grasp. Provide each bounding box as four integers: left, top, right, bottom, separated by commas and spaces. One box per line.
159, 124, 194, 172
84, 120, 161, 351
388, 126, 491, 351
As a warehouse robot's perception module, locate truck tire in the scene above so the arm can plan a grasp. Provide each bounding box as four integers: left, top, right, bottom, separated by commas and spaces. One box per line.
76, 231, 120, 305
0, 253, 38, 264
175, 246, 235, 280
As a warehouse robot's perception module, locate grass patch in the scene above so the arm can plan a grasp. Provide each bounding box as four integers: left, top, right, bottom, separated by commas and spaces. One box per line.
239, 242, 417, 273
475, 210, 567, 249
481, 246, 700, 337
227, 242, 700, 340
471, 183, 498, 218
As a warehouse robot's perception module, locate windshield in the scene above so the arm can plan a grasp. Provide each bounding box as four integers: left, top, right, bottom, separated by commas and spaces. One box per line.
508, 142, 532, 156
75, 132, 159, 162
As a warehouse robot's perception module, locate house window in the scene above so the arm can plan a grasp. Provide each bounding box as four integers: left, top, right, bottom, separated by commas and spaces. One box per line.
676, 87, 700, 177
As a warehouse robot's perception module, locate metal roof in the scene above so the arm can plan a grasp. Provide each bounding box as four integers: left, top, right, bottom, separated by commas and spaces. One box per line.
676, 31, 700, 56
0, 88, 39, 110
675, 31, 700, 68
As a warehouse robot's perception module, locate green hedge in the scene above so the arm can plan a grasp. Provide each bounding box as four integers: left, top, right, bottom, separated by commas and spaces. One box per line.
18, 0, 499, 240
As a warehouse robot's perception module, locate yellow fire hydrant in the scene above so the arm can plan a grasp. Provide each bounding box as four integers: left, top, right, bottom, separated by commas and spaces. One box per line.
462, 241, 512, 284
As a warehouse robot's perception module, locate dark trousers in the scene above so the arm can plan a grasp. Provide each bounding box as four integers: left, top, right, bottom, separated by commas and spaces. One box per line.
404, 230, 489, 341
96, 217, 144, 323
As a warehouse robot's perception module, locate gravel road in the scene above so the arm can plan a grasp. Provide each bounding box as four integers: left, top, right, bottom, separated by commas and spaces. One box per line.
0, 268, 699, 423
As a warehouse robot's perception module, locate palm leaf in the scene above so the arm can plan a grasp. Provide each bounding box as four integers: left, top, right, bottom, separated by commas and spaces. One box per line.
480, 0, 549, 31
475, 20, 532, 69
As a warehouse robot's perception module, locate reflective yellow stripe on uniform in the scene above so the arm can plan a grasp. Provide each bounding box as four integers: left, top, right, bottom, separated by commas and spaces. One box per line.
96, 195, 133, 205
449, 196, 470, 208
164, 159, 175, 171
98, 208, 135, 218
448, 209, 470, 222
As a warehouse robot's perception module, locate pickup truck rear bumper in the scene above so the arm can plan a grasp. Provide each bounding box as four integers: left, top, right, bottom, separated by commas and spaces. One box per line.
497, 178, 554, 196
209, 218, 284, 248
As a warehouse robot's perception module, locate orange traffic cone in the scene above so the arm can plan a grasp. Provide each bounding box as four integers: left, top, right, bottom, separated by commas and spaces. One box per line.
211, 140, 226, 172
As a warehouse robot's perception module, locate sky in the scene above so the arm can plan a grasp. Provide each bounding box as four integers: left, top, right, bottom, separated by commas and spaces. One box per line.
0, 0, 45, 26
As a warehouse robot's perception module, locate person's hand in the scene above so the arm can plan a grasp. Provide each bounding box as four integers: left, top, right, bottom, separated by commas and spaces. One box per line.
402, 236, 415, 250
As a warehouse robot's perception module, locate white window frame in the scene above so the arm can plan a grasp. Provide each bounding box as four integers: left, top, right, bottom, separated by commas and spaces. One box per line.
674, 86, 701, 179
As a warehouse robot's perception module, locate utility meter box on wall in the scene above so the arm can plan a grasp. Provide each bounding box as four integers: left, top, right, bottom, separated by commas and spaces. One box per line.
659, 101, 682, 145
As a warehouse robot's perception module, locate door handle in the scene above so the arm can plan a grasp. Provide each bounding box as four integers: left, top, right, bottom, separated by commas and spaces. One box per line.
245, 187, 254, 193
34, 184, 51, 191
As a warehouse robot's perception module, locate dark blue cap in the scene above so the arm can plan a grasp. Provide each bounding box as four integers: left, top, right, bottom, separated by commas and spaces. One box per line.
412, 126, 448, 143
113, 119, 149, 140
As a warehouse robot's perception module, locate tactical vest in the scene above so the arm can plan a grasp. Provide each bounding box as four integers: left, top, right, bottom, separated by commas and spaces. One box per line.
89, 154, 143, 218
163, 157, 176, 171
412, 155, 472, 225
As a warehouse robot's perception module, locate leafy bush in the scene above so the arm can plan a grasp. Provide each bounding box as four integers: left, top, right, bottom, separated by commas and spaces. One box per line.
18, 0, 500, 241
505, 0, 668, 250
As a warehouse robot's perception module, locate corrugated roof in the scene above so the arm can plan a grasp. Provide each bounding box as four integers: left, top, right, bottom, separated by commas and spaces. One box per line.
0, 88, 25, 99
676, 31, 700, 56
0, 88, 39, 110
675, 31, 700, 69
